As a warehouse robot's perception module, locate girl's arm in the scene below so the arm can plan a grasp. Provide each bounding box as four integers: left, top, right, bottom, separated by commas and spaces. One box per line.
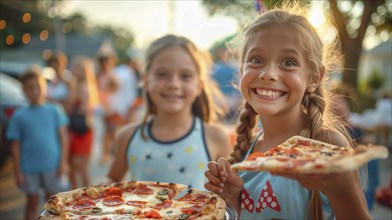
204, 124, 232, 161
324, 171, 371, 220
57, 126, 69, 176
107, 123, 136, 182
11, 140, 24, 187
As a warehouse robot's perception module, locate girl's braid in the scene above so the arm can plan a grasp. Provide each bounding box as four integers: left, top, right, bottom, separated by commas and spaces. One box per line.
301, 88, 326, 220
301, 88, 325, 139
229, 102, 258, 164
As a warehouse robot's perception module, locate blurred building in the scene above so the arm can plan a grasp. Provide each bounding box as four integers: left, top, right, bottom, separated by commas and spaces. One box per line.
359, 40, 392, 94
0, 34, 113, 77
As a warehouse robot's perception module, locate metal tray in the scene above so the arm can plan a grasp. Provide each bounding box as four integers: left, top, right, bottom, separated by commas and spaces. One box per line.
40, 205, 238, 220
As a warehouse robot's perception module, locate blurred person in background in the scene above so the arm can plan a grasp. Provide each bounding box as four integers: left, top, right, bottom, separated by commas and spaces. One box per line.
107, 34, 231, 190
6, 67, 69, 220
211, 45, 242, 123
68, 56, 100, 189
95, 53, 120, 164
45, 51, 75, 114
113, 50, 141, 124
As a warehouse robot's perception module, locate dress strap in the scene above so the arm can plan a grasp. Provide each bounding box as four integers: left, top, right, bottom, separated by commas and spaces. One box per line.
242, 130, 264, 160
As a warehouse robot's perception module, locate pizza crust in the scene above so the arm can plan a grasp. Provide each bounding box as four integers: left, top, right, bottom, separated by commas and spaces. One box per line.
231, 136, 389, 174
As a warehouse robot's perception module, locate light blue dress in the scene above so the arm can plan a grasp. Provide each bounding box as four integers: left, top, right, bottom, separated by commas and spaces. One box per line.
126, 117, 211, 190
239, 132, 335, 220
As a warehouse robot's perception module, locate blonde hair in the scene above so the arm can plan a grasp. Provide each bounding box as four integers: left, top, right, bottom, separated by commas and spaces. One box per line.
71, 56, 100, 110
140, 34, 224, 139
228, 2, 359, 219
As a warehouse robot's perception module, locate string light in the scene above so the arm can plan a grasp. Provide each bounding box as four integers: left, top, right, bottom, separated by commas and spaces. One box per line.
0, 19, 6, 30
22, 13, 31, 23
40, 30, 49, 41
6, 35, 14, 45
22, 33, 31, 44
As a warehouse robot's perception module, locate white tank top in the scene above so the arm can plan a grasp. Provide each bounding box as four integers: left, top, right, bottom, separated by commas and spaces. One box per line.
126, 117, 211, 190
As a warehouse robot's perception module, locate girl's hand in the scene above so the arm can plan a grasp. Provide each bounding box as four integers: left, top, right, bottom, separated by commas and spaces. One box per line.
204, 158, 244, 201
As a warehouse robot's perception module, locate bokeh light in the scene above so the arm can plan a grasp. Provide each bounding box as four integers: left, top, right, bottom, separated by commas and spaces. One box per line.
6, 35, 14, 45
22, 33, 31, 44
42, 49, 52, 60
0, 19, 6, 30
22, 13, 31, 23
40, 30, 49, 41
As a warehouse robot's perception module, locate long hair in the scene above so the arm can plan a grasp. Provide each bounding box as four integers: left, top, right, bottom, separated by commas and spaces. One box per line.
228, 1, 362, 219
140, 34, 225, 139
71, 56, 100, 111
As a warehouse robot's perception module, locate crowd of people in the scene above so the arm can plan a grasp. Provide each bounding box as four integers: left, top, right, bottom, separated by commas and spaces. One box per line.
4, 1, 392, 219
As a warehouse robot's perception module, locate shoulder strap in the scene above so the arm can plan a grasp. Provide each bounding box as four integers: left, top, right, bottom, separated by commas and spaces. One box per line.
243, 130, 264, 160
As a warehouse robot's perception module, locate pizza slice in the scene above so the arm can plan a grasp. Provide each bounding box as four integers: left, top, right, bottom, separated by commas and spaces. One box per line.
231, 135, 389, 174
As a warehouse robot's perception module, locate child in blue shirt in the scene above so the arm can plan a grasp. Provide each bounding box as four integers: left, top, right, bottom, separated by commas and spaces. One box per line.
6, 67, 69, 220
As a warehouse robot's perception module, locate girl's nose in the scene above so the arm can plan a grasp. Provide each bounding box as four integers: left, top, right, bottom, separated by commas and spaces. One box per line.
258, 67, 278, 81
168, 75, 180, 88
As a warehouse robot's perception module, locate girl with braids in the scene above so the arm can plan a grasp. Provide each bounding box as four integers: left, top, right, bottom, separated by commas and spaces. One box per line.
107, 34, 231, 190
204, 2, 371, 220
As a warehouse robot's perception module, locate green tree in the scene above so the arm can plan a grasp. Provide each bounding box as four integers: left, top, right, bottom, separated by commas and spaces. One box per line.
201, 0, 391, 93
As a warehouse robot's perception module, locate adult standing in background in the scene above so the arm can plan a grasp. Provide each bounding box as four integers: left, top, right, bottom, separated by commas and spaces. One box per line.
95, 53, 120, 164
211, 45, 241, 122
113, 50, 141, 124
45, 51, 75, 114
68, 56, 100, 189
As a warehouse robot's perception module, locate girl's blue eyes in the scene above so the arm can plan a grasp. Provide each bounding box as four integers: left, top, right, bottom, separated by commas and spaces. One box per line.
249, 57, 297, 67
250, 57, 263, 64
283, 59, 296, 67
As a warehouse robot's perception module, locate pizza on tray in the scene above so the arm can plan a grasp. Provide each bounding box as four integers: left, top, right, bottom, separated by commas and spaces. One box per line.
231, 135, 389, 174
40, 181, 226, 220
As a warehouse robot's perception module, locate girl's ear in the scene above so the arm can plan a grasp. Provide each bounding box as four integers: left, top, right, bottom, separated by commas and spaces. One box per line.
307, 67, 325, 93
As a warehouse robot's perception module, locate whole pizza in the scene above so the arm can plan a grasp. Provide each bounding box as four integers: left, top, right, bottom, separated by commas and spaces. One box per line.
41, 181, 226, 219
231, 135, 389, 173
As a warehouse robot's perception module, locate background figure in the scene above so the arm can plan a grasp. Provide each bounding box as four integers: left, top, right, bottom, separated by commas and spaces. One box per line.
107, 34, 231, 190
204, 2, 371, 219
113, 51, 141, 124
6, 68, 68, 220
68, 56, 100, 189
330, 83, 380, 210
95, 53, 120, 164
211, 45, 242, 123
45, 51, 75, 114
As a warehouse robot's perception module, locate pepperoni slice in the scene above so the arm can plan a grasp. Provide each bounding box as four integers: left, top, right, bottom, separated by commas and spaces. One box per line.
141, 210, 161, 218
102, 195, 124, 206
126, 200, 148, 208
104, 187, 123, 197
73, 199, 96, 211
152, 200, 172, 210
132, 184, 154, 195
181, 205, 203, 215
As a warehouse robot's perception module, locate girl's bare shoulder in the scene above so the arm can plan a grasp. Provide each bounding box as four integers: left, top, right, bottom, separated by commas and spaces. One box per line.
316, 128, 350, 147
203, 123, 230, 141
115, 122, 141, 143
